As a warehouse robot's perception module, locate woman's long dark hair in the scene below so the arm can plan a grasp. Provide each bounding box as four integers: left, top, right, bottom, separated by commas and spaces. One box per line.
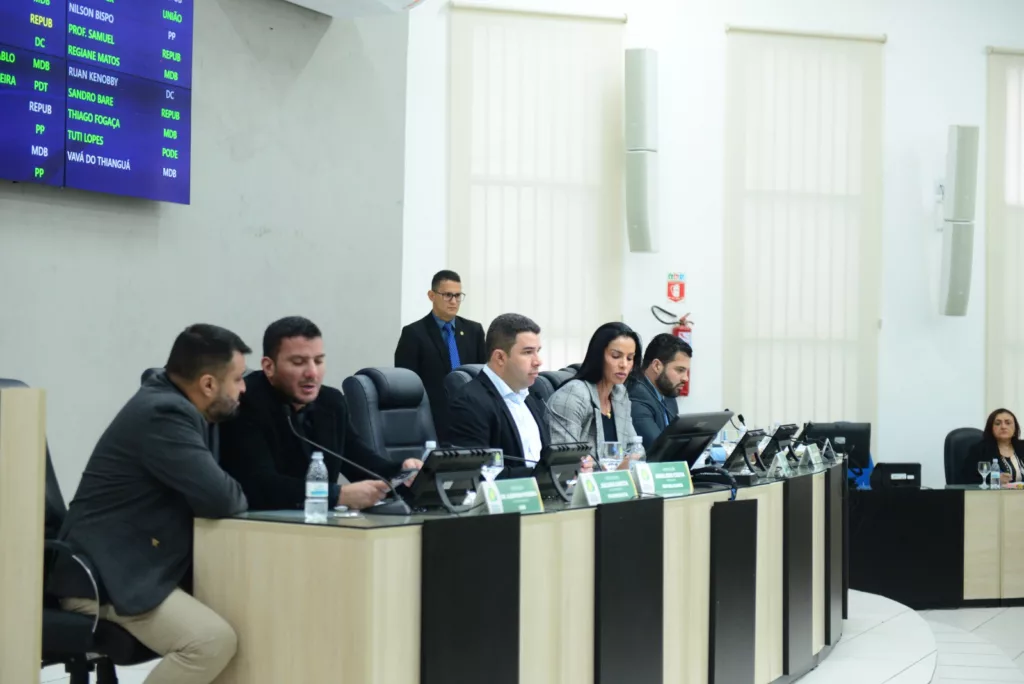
574, 322, 643, 385
984, 408, 1022, 443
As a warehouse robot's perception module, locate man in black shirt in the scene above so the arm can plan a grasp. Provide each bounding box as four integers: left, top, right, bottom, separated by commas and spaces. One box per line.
220, 317, 422, 511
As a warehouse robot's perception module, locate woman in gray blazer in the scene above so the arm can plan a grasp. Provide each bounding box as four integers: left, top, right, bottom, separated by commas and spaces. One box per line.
547, 322, 643, 453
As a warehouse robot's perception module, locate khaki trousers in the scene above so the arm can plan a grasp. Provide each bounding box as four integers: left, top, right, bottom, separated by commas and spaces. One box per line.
62, 589, 237, 684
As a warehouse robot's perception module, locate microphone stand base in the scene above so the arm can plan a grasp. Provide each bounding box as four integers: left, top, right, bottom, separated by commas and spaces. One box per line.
365, 498, 414, 516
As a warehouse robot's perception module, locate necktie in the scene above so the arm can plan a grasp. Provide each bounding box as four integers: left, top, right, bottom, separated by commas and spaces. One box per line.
660, 395, 671, 427
443, 322, 461, 370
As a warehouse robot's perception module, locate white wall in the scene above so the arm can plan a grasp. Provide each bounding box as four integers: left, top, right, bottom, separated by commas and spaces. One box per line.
0, 0, 410, 497
403, 0, 1024, 487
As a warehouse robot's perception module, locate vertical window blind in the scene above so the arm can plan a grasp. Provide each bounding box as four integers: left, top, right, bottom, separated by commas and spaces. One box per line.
986, 51, 1024, 413
722, 29, 884, 428
447, 6, 625, 369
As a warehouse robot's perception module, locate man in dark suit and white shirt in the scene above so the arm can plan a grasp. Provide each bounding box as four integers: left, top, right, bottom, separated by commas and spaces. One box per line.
447, 313, 549, 472
394, 269, 487, 441
627, 333, 692, 449
50, 324, 251, 684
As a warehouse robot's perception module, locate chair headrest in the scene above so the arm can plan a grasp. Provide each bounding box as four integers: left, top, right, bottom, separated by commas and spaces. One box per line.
0, 378, 29, 390
454, 364, 485, 378
356, 368, 425, 408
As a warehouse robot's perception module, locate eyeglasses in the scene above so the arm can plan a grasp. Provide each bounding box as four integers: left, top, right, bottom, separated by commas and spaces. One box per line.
433, 291, 467, 303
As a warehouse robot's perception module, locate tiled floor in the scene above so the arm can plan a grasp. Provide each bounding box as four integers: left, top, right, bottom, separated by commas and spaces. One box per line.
36, 603, 1024, 683
922, 607, 1024, 683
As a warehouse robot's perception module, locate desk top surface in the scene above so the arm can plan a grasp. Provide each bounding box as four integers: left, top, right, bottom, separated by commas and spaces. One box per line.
218, 462, 839, 531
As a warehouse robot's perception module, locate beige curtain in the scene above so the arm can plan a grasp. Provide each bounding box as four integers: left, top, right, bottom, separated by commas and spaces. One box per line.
448, 6, 625, 369
722, 29, 884, 428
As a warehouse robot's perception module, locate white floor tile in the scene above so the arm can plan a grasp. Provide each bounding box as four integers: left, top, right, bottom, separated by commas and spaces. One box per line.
887, 654, 939, 684
40, 665, 68, 683
939, 652, 1020, 668
934, 664, 1024, 681
927, 608, 1007, 633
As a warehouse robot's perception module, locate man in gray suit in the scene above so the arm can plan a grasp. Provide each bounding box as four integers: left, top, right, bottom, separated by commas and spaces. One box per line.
50, 324, 251, 684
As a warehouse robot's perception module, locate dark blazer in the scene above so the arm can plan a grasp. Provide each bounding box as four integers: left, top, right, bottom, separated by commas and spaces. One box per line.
627, 376, 680, 450
219, 371, 400, 511
964, 437, 1024, 484
395, 313, 486, 441
448, 371, 550, 473
49, 372, 247, 616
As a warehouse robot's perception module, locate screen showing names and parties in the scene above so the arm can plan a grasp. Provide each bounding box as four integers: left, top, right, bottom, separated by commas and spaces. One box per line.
0, 0, 194, 204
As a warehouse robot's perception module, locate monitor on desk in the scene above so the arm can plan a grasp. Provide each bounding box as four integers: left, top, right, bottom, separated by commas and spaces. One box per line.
403, 447, 491, 512
646, 411, 734, 466
725, 429, 767, 473
803, 421, 871, 470
533, 442, 590, 502
760, 424, 800, 467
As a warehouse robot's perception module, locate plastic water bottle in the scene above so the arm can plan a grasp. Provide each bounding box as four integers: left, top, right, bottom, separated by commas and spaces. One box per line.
992, 458, 1001, 489
422, 440, 437, 464
304, 452, 329, 523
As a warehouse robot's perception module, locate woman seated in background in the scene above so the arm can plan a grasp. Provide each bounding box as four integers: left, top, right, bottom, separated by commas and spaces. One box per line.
546, 322, 642, 453
966, 408, 1024, 485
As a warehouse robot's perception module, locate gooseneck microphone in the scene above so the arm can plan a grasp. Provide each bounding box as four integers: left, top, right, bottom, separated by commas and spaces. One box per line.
283, 406, 412, 516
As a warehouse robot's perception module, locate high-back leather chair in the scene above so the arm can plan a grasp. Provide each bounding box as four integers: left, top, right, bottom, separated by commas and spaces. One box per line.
343, 368, 437, 466
539, 369, 576, 393
529, 374, 555, 403
0, 378, 156, 683
944, 427, 984, 484
444, 364, 485, 403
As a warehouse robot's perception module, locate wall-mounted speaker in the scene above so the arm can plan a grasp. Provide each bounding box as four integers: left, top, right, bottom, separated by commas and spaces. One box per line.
939, 221, 974, 316
625, 48, 659, 253
943, 125, 980, 223
626, 150, 658, 252
937, 125, 979, 317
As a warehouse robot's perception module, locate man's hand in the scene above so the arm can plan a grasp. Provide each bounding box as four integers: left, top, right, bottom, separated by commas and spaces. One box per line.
339, 481, 389, 510
398, 458, 423, 486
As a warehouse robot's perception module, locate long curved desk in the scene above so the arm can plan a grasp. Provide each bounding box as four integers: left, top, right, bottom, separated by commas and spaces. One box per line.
193, 462, 847, 684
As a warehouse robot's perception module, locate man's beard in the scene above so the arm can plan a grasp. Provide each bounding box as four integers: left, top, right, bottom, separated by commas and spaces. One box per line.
207, 395, 240, 423
654, 370, 681, 398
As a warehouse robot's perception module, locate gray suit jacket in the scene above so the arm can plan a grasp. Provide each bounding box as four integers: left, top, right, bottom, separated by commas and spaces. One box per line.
546, 379, 638, 450
49, 371, 248, 616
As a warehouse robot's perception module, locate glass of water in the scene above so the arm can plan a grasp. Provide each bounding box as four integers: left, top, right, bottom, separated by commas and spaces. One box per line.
978, 461, 990, 490
481, 449, 504, 482
625, 440, 646, 466
598, 442, 625, 472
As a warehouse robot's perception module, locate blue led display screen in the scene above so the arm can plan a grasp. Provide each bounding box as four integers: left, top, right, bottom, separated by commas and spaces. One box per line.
0, 0, 194, 204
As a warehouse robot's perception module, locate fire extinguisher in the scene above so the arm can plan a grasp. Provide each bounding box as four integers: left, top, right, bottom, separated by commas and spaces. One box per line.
651, 306, 693, 397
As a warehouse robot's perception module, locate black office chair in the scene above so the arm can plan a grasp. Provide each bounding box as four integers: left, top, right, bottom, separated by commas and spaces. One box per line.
539, 369, 576, 392
562, 364, 581, 373
443, 364, 485, 403
944, 427, 984, 484
0, 379, 156, 684
529, 375, 555, 403
343, 368, 437, 466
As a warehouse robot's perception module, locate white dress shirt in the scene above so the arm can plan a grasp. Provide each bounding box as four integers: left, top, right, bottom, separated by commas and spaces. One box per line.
482, 365, 543, 467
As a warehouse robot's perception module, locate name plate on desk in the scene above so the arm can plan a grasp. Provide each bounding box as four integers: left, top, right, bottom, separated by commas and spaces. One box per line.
572, 471, 637, 507
797, 444, 823, 468
632, 461, 693, 497
479, 478, 545, 515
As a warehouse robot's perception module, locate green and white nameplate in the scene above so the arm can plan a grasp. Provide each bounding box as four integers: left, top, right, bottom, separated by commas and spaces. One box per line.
571, 471, 637, 507
632, 461, 694, 498
767, 447, 792, 478
797, 443, 823, 468
479, 478, 545, 515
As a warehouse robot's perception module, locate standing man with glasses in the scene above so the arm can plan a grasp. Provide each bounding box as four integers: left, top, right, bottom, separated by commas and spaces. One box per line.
395, 270, 487, 441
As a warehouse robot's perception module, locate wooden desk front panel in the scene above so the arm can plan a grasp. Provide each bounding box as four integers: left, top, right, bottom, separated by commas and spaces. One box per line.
812, 472, 826, 655
663, 490, 730, 684
736, 483, 784, 684
194, 520, 420, 684
963, 491, 1001, 600
0, 388, 46, 684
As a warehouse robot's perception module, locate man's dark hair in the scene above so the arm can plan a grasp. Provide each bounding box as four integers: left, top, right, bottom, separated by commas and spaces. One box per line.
431, 270, 462, 291
165, 324, 251, 381
642, 333, 693, 370
262, 316, 322, 360
486, 313, 541, 356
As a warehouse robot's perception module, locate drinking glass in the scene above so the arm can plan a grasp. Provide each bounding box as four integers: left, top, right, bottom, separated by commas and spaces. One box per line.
481, 449, 504, 483
625, 440, 646, 465
978, 461, 990, 490
598, 442, 625, 472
